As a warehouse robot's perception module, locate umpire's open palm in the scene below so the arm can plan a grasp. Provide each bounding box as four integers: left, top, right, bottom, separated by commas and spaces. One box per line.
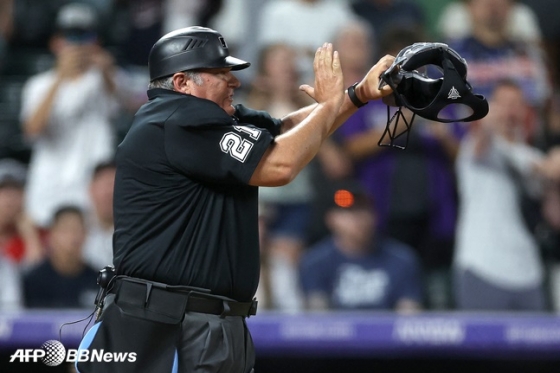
301, 43, 344, 110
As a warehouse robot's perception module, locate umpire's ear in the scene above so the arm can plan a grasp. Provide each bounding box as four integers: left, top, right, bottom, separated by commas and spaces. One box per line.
172, 72, 189, 94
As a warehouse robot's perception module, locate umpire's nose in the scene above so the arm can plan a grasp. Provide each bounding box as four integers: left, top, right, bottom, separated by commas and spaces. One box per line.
228, 72, 241, 88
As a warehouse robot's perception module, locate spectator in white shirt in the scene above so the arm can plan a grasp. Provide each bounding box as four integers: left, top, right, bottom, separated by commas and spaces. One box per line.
20, 3, 121, 227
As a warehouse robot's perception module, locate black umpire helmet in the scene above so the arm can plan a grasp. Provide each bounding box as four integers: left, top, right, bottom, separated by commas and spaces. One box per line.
148, 26, 250, 81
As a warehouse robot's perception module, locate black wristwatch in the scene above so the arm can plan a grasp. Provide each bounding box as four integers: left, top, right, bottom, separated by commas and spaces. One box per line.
347, 82, 368, 108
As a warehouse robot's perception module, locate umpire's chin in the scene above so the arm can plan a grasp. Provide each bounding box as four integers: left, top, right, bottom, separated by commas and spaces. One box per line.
225, 103, 236, 116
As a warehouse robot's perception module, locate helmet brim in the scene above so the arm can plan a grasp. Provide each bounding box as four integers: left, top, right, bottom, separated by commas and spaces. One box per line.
225, 56, 250, 70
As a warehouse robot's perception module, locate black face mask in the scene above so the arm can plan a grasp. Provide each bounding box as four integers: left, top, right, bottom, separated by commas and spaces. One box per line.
378, 42, 489, 149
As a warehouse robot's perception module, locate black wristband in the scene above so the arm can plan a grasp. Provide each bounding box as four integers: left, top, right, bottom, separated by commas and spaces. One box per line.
347, 82, 368, 108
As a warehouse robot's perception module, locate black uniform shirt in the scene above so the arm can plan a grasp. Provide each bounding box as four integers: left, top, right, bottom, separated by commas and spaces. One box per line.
113, 89, 277, 301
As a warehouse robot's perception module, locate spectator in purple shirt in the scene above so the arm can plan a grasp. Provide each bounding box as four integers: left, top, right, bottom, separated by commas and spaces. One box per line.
336, 26, 463, 309
445, 0, 551, 143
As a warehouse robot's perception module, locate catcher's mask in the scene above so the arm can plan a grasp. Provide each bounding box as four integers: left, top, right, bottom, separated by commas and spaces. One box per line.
378, 42, 489, 149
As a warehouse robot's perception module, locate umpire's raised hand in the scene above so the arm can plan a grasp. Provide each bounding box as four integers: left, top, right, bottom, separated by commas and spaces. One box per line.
301, 43, 345, 110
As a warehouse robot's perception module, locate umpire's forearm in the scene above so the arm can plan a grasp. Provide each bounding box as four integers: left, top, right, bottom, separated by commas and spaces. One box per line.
279, 104, 316, 134
329, 90, 362, 135
280, 90, 360, 135
249, 101, 340, 187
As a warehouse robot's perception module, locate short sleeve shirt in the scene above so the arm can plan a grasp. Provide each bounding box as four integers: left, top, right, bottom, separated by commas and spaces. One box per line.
299, 237, 423, 310
113, 89, 275, 301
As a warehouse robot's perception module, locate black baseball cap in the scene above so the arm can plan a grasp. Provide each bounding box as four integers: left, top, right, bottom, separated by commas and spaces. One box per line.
55, 3, 98, 42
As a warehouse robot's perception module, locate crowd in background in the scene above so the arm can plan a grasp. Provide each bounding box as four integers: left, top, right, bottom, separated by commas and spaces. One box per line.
1, 0, 560, 314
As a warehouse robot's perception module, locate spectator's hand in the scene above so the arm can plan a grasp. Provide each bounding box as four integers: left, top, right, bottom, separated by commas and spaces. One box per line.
300, 43, 344, 109
85, 45, 117, 93
482, 94, 524, 142
549, 147, 560, 177
15, 213, 44, 265
537, 146, 560, 182
15, 213, 35, 237
56, 45, 88, 79
317, 140, 353, 180
89, 45, 115, 74
470, 121, 492, 158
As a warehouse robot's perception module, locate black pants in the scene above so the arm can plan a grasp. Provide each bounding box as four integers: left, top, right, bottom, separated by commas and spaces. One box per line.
76, 294, 256, 373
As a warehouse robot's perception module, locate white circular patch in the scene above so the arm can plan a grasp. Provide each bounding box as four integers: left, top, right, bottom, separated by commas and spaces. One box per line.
41, 340, 66, 366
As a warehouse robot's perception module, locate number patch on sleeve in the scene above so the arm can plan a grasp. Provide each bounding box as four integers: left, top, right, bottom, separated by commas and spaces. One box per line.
233, 125, 261, 140
219, 126, 262, 162
220, 133, 254, 162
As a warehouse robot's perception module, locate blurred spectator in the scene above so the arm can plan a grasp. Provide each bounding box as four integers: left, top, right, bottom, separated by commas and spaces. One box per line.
539, 147, 560, 183
306, 20, 371, 245
208, 0, 251, 52
538, 146, 560, 311
103, 0, 223, 132
106, 0, 164, 68
20, 3, 121, 228
209, 0, 266, 87
337, 26, 462, 309
0, 158, 44, 266
414, 0, 456, 39
349, 0, 425, 47
332, 19, 376, 89
438, 0, 542, 43
256, 202, 305, 312
445, 0, 551, 142
257, 0, 356, 84
244, 43, 313, 117
23, 205, 98, 308
7, 0, 62, 51
522, 0, 560, 88
106, 0, 223, 67
543, 93, 560, 151
0, 255, 22, 311
0, 159, 28, 311
299, 180, 423, 312
244, 43, 314, 312
0, 0, 13, 66
531, 82, 560, 311
164, 0, 222, 33
83, 161, 116, 271
454, 80, 548, 311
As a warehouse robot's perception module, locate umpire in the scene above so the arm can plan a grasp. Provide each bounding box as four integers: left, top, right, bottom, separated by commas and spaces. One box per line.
76, 26, 394, 373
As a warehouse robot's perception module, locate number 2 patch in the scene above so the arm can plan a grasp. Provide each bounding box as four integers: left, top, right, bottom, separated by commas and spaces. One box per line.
219, 125, 262, 162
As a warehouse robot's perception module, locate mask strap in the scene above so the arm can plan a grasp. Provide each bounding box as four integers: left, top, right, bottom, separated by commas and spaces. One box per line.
378, 105, 416, 149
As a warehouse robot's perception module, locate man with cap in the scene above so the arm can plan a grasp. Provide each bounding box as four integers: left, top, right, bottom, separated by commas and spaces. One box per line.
0, 158, 43, 266
76, 26, 395, 373
0, 159, 36, 311
20, 2, 120, 228
299, 180, 423, 312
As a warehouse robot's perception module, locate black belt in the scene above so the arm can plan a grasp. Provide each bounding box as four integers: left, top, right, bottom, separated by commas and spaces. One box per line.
108, 277, 257, 321
186, 295, 256, 317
